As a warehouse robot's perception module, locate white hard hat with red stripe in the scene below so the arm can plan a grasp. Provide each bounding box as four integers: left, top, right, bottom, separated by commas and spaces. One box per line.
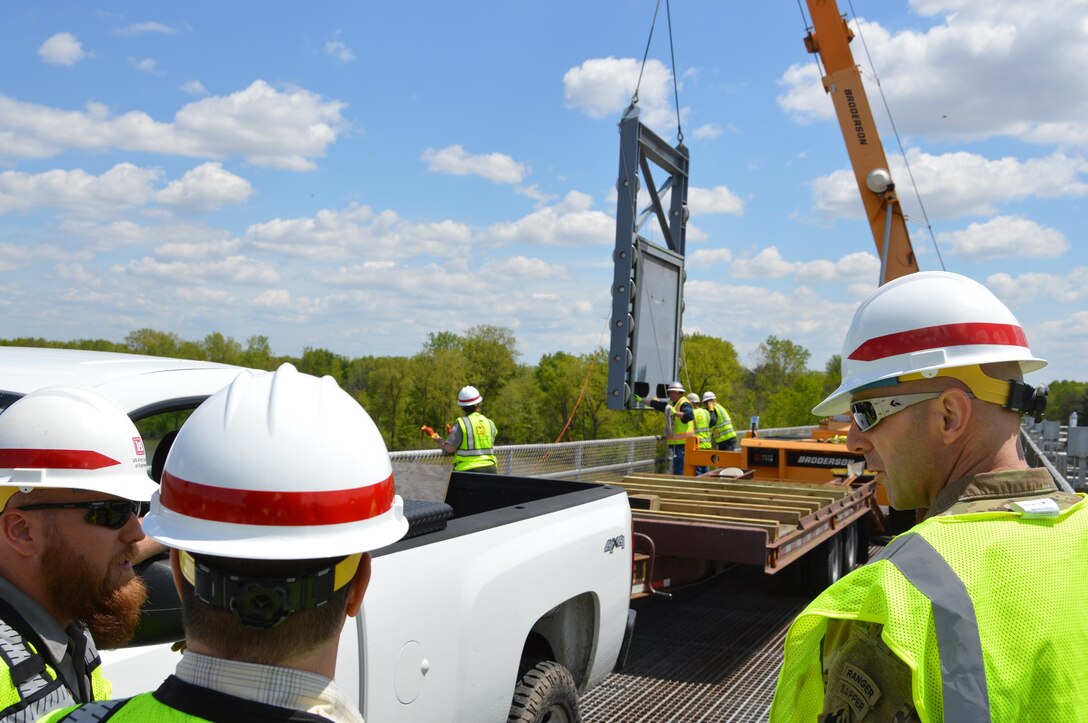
458, 385, 482, 407
0, 386, 158, 510
144, 363, 407, 559
814, 271, 1046, 416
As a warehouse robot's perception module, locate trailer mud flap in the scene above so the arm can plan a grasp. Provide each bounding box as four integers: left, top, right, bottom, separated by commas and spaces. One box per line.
613, 608, 637, 672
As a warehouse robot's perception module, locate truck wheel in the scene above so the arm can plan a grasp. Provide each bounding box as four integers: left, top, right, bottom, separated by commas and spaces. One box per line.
808, 533, 843, 592
841, 523, 859, 572
508, 660, 581, 723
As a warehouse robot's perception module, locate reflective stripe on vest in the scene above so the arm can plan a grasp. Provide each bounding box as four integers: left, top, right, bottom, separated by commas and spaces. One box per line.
665, 403, 694, 445
0, 620, 77, 722
878, 533, 989, 721
693, 408, 712, 449
454, 412, 497, 471
710, 406, 736, 443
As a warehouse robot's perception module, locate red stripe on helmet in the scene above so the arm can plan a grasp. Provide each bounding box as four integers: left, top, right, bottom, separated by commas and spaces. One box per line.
848, 322, 1029, 362
159, 471, 395, 526
0, 448, 120, 470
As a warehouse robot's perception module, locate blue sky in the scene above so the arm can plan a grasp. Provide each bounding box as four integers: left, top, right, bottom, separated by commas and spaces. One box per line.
1, 1, 1085, 385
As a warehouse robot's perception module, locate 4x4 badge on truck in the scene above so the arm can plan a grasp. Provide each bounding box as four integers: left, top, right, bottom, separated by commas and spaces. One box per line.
604, 535, 625, 554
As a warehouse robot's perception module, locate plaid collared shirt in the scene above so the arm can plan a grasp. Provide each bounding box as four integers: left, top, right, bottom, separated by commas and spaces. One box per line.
175, 650, 364, 723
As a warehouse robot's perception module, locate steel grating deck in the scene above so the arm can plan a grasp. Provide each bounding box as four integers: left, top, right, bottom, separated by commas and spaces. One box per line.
581, 546, 884, 722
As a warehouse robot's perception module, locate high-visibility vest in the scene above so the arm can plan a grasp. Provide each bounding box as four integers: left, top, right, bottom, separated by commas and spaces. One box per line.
664, 402, 694, 446
770, 494, 1088, 723
454, 412, 497, 471
0, 615, 110, 721
693, 408, 713, 449
40, 686, 330, 722
710, 405, 737, 444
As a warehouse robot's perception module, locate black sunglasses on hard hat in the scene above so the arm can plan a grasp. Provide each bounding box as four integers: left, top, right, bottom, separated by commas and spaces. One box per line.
14, 499, 144, 529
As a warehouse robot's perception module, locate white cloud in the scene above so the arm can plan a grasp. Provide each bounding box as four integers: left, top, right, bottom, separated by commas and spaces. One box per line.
0, 163, 160, 214
246, 203, 471, 261
157, 162, 254, 212
121, 255, 281, 285
778, 2, 1088, 148
155, 238, 242, 260
117, 21, 177, 36
325, 32, 355, 63
180, 80, 207, 95
937, 215, 1070, 260
987, 267, 1088, 306
687, 248, 733, 269
57, 218, 234, 252
730, 246, 880, 282
692, 124, 721, 140
480, 255, 568, 279
688, 185, 744, 216
38, 33, 86, 67
811, 150, 1088, 220
0, 80, 346, 170
129, 57, 164, 75
487, 191, 614, 247
563, 57, 687, 134
421, 145, 527, 184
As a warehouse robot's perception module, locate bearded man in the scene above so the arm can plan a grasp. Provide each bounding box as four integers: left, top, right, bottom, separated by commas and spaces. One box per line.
0, 386, 157, 722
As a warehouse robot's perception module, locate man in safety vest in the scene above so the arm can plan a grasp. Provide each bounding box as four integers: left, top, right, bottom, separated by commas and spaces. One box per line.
43, 364, 408, 723
770, 272, 1087, 722
431, 385, 498, 473
702, 391, 738, 451
0, 386, 158, 721
689, 393, 712, 475
642, 381, 695, 475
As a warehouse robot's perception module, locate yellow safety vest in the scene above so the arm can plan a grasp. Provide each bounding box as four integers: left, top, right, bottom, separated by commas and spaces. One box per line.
454, 412, 497, 471
693, 407, 713, 449
665, 402, 694, 446
710, 405, 737, 444
770, 494, 1088, 723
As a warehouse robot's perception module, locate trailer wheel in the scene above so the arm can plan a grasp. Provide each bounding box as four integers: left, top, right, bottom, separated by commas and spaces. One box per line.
856, 514, 871, 565
808, 533, 843, 592
508, 660, 581, 723
841, 523, 859, 572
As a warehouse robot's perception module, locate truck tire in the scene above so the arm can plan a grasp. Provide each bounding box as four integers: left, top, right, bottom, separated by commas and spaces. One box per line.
808, 533, 843, 592
841, 522, 859, 572
508, 660, 581, 723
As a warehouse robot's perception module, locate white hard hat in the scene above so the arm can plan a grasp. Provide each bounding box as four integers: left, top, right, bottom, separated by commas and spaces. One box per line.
458, 385, 482, 407
666, 381, 685, 393
814, 271, 1046, 416
702, 391, 717, 403
144, 364, 407, 560
0, 386, 158, 509
686, 393, 700, 405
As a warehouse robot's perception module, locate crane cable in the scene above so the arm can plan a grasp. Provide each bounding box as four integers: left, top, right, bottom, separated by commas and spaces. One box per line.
631, 0, 685, 144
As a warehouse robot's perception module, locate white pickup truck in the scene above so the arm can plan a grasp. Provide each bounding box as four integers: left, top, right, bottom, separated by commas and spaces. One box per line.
0, 347, 636, 722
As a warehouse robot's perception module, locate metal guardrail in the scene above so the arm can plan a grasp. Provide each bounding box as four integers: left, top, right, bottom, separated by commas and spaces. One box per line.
1021, 422, 1079, 492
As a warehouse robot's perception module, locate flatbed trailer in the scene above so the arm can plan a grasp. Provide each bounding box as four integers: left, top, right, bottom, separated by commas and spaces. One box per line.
621, 470, 877, 597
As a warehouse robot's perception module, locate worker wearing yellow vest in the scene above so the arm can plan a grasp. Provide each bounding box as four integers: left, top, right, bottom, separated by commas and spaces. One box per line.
42, 364, 408, 723
431, 385, 498, 473
702, 391, 737, 451
689, 393, 712, 475
769, 272, 1087, 723
641, 381, 695, 475
0, 387, 159, 721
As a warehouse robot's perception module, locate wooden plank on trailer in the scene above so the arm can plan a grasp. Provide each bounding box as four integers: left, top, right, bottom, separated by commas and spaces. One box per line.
617, 484, 829, 512
621, 473, 850, 499
657, 501, 804, 525
633, 508, 786, 540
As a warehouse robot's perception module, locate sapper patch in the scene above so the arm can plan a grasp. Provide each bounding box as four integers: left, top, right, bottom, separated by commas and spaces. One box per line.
837, 663, 882, 719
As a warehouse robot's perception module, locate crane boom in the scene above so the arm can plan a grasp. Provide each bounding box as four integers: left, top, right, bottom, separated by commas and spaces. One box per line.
804, 0, 919, 283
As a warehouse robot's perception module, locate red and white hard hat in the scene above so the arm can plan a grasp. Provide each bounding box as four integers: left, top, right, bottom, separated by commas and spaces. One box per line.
702, 391, 717, 403
0, 386, 158, 509
144, 364, 407, 560
458, 385, 482, 407
814, 271, 1046, 416
666, 381, 685, 394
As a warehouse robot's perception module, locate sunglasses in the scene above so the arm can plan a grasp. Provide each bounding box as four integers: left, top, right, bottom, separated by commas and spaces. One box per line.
14, 499, 146, 529
849, 392, 942, 432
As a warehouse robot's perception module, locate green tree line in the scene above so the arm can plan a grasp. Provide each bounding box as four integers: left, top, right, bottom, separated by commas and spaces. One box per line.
4, 328, 1084, 449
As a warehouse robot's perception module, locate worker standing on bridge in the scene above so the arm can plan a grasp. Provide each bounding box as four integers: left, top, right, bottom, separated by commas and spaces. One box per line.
703, 391, 738, 451
42, 364, 408, 723
641, 381, 694, 475
770, 272, 1088, 722
430, 385, 499, 474
0, 387, 157, 722
690, 393, 712, 475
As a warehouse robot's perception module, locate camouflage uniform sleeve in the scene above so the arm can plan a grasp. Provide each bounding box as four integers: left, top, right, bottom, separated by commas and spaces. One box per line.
818, 620, 920, 723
